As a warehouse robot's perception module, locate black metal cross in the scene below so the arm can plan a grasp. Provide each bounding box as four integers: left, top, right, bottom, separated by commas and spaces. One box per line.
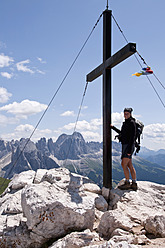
86, 10, 136, 189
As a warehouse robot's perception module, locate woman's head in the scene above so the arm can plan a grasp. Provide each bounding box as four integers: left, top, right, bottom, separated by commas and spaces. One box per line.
124, 108, 133, 119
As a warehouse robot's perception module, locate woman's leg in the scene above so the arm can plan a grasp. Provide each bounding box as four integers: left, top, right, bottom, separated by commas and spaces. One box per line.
127, 159, 136, 180
121, 157, 130, 180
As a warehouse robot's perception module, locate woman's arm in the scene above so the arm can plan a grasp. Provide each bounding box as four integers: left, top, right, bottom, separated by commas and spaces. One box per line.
110, 125, 121, 134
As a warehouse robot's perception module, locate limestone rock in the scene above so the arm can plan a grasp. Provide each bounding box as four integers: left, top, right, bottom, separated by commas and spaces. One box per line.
0, 169, 165, 248
83, 240, 139, 248
0, 189, 22, 215
98, 209, 133, 238
111, 228, 130, 237
0, 168, 103, 247
50, 231, 141, 248
111, 234, 150, 246
109, 181, 165, 222
102, 187, 110, 201
21, 168, 100, 245
98, 181, 165, 243
83, 183, 102, 195
7, 170, 36, 191
41, 167, 70, 186
95, 195, 108, 211
49, 229, 100, 248
33, 168, 48, 184
144, 215, 165, 237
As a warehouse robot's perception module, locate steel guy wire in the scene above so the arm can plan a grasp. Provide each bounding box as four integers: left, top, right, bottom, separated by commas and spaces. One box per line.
63, 81, 89, 169
112, 13, 165, 108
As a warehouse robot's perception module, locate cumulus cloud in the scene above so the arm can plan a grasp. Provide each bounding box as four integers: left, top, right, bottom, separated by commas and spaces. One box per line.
0, 53, 14, 68
16, 60, 34, 74
144, 123, 165, 140
63, 119, 101, 131
81, 131, 101, 142
0, 114, 18, 126
60, 111, 75, 117
15, 124, 34, 133
0, 99, 47, 119
0, 87, 12, 103
1, 124, 53, 141
90, 118, 102, 127
62, 118, 103, 142
1, 72, 13, 79
112, 112, 124, 126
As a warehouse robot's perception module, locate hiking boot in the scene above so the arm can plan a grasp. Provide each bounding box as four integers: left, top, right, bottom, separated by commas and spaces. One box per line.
131, 181, 138, 191
118, 181, 131, 190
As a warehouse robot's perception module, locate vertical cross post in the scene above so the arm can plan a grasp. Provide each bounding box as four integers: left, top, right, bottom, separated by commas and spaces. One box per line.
86, 9, 136, 190
103, 10, 112, 189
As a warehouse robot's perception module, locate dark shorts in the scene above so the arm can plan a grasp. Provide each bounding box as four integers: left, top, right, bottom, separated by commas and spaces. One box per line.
121, 144, 135, 159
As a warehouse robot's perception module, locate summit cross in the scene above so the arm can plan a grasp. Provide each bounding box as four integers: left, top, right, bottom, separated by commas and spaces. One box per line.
86, 10, 136, 189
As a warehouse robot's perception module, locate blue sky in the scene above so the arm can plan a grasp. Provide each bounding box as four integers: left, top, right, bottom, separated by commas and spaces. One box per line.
0, 0, 165, 150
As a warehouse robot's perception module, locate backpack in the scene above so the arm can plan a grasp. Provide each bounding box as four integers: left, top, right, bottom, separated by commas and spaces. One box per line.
134, 119, 144, 155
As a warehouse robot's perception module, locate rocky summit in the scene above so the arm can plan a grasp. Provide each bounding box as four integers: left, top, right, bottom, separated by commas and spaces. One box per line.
0, 168, 165, 248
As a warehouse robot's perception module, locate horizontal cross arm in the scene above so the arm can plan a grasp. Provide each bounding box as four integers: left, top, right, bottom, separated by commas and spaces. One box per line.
86, 42, 136, 82
106, 42, 136, 69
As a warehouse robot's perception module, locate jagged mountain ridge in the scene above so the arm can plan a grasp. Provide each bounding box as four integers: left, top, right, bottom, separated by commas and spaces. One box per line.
0, 138, 60, 179
0, 132, 164, 187
35, 132, 103, 159
0, 132, 103, 179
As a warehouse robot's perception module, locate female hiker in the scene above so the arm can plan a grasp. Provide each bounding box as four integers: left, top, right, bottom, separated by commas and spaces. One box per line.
111, 108, 137, 190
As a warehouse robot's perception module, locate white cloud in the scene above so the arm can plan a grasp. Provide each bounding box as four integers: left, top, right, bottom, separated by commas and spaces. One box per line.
139, 123, 165, 150
0, 99, 47, 119
63, 118, 103, 131
0, 53, 14, 68
16, 59, 34, 74
144, 123, 165, 140
0, 55, 46, 78
36, 69, 45, 75
0, 114, 18, 126
0, 87, 12, 103
37, 57, 46, 64
112, 112, 124, 126
90, 118, 102, 127
1, 124, 53, 141
15, 124, 34, 133
60, 111, 75, 117
1, 72, 13, 79
59, 118, 103, 142
63, 120, 96, 131
81, 131, 101, 142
